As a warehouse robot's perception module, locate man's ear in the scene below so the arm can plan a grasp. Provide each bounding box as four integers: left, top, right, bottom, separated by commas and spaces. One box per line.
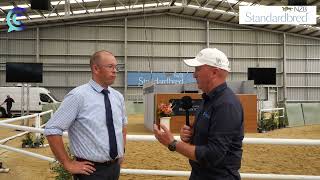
92, 64, 99, 74
208, 68, 216, 78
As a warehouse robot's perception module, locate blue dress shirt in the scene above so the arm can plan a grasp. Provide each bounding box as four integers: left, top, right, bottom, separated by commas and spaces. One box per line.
44, 79, 128, 162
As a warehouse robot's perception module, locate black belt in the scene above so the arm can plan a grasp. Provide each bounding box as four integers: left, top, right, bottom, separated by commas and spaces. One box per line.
76, 157, 118, 166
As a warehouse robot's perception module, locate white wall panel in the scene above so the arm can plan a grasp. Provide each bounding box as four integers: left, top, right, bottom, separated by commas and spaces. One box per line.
41, 56, 90, 64
127, 57, 185, 72
307, 74, 320, 86
67, 72, 91, 86
6, 29, 35, 38
180, 44, 206, 57
96, 27, 124, 40
40, 40, 67, 55
287, 60, 305, 72
4, 56, 35, 63
127, 42, 153, 56
231, 59, 256, 72
257, 45, 282, 57
307, 60, 320, 72
8, 40, 35, 55
306, 46, 320, 58
233, 30, 256, 43
43, 72, 68, 86
287, 35, 319, 44
287, 88, 309, 101
287, 46, 306, 59
69, 41, 97, 55
0, 72, 5, 84
233, 45, 257, 57
256, 31, 282, 43
287, 74, 305, 86
0, 40, 8, 54
96, 42, 124, 55
180, 29, 206, 41
256, 59, 282, 70
210, 30, 233, 42
68, 26, 100, 39
40, 26, 66, 38
307, 88, 320, 100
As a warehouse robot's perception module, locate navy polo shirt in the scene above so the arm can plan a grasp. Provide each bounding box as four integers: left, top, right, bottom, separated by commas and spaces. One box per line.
189, 82, 244, 180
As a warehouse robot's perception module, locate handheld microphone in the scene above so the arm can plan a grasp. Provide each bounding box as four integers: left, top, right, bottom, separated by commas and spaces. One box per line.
181, 96, 193, 126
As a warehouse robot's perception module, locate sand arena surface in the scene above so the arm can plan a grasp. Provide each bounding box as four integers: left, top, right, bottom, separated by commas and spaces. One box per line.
0, 114, 320, 180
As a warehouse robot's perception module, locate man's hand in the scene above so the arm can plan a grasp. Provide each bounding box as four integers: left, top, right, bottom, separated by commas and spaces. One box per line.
180, 125, 193, 143
153, 124, 174, 146
63, 160, 96, 175
118, 156, 125, 167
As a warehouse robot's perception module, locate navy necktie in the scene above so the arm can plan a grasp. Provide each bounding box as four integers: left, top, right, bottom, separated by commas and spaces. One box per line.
102, 89, 118, 159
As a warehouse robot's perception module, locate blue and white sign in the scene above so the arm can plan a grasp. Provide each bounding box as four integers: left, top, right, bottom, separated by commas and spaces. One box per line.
239, 6, 317, 25
127, 72, 196, 86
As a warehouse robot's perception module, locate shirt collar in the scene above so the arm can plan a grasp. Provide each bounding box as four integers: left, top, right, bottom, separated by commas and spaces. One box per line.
202, 82, 227, 101
88, 79, 109, 93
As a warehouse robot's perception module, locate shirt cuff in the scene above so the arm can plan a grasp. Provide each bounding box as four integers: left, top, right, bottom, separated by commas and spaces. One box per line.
44, 128, 64, 136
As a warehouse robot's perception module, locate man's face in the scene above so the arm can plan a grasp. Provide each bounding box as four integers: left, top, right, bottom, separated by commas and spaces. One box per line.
193, 65, 215, 93
94, 53, 118, 86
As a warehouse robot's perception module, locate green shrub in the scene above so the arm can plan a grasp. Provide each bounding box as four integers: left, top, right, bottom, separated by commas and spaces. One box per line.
50, 145, 73, 180
259, 110, 286, 132
21, 133, 45, 148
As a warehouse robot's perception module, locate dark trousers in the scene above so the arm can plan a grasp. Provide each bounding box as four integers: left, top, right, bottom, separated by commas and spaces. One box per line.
73, 161, 120, 180
6, 105, 12, 117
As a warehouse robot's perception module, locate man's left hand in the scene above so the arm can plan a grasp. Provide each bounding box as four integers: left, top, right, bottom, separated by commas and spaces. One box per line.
153, 124, 174, 146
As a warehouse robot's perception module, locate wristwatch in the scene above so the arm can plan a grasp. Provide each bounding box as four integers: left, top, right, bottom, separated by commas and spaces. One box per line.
168, 139, 178, 151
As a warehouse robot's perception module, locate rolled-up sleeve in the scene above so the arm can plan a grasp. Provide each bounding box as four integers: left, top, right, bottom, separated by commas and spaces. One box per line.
44, 92, 82, 136
195, 103, 240, 166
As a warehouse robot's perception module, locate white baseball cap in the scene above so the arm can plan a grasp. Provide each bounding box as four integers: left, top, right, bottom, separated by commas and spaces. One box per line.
183, 48, 230, 72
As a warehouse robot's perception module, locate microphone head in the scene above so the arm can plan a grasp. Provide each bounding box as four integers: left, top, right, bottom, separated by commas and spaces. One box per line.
181, 96, 193, 110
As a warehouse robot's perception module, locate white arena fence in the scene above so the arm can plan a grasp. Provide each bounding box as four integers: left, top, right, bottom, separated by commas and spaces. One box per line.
1, 113, 320, 180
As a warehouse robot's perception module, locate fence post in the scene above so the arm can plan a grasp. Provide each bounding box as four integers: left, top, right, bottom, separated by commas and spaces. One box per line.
35, 114, 41, 140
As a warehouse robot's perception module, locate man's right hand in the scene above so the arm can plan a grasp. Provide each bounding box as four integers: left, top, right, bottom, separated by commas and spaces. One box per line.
180, 125, 193, 143
63, 160, 96, 175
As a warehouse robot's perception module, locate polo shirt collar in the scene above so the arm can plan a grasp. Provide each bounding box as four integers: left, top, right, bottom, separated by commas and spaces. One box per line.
202, 82, 227, 101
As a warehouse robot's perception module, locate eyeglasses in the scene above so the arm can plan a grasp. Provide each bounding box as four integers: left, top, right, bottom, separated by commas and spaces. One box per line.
98, 64, 120, 71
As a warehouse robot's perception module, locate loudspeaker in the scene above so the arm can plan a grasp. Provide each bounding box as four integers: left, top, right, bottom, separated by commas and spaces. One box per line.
288, 0, 307, 5
31, 0, 51, 10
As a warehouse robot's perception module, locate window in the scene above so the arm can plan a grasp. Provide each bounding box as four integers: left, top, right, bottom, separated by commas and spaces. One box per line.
40, 93, 52, 103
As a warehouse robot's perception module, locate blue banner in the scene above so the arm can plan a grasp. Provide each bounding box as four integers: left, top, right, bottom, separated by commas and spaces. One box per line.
127, 72, 196, 86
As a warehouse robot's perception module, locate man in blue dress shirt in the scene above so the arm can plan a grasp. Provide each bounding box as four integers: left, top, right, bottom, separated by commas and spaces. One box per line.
45, 50, 127, 180
154, 48, 244, 180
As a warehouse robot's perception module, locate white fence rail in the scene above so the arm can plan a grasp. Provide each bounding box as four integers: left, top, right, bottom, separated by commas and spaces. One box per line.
0, 112, 320, 180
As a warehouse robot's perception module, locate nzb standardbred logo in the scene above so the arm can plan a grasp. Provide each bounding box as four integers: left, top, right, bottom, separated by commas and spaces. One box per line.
6, 7, 26, 32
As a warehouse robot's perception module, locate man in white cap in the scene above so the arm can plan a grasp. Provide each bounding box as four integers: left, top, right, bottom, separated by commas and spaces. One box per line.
154, 48, 244, 180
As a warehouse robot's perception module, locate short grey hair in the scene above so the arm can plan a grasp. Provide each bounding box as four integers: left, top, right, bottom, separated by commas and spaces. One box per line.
90, 50, 113, 69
